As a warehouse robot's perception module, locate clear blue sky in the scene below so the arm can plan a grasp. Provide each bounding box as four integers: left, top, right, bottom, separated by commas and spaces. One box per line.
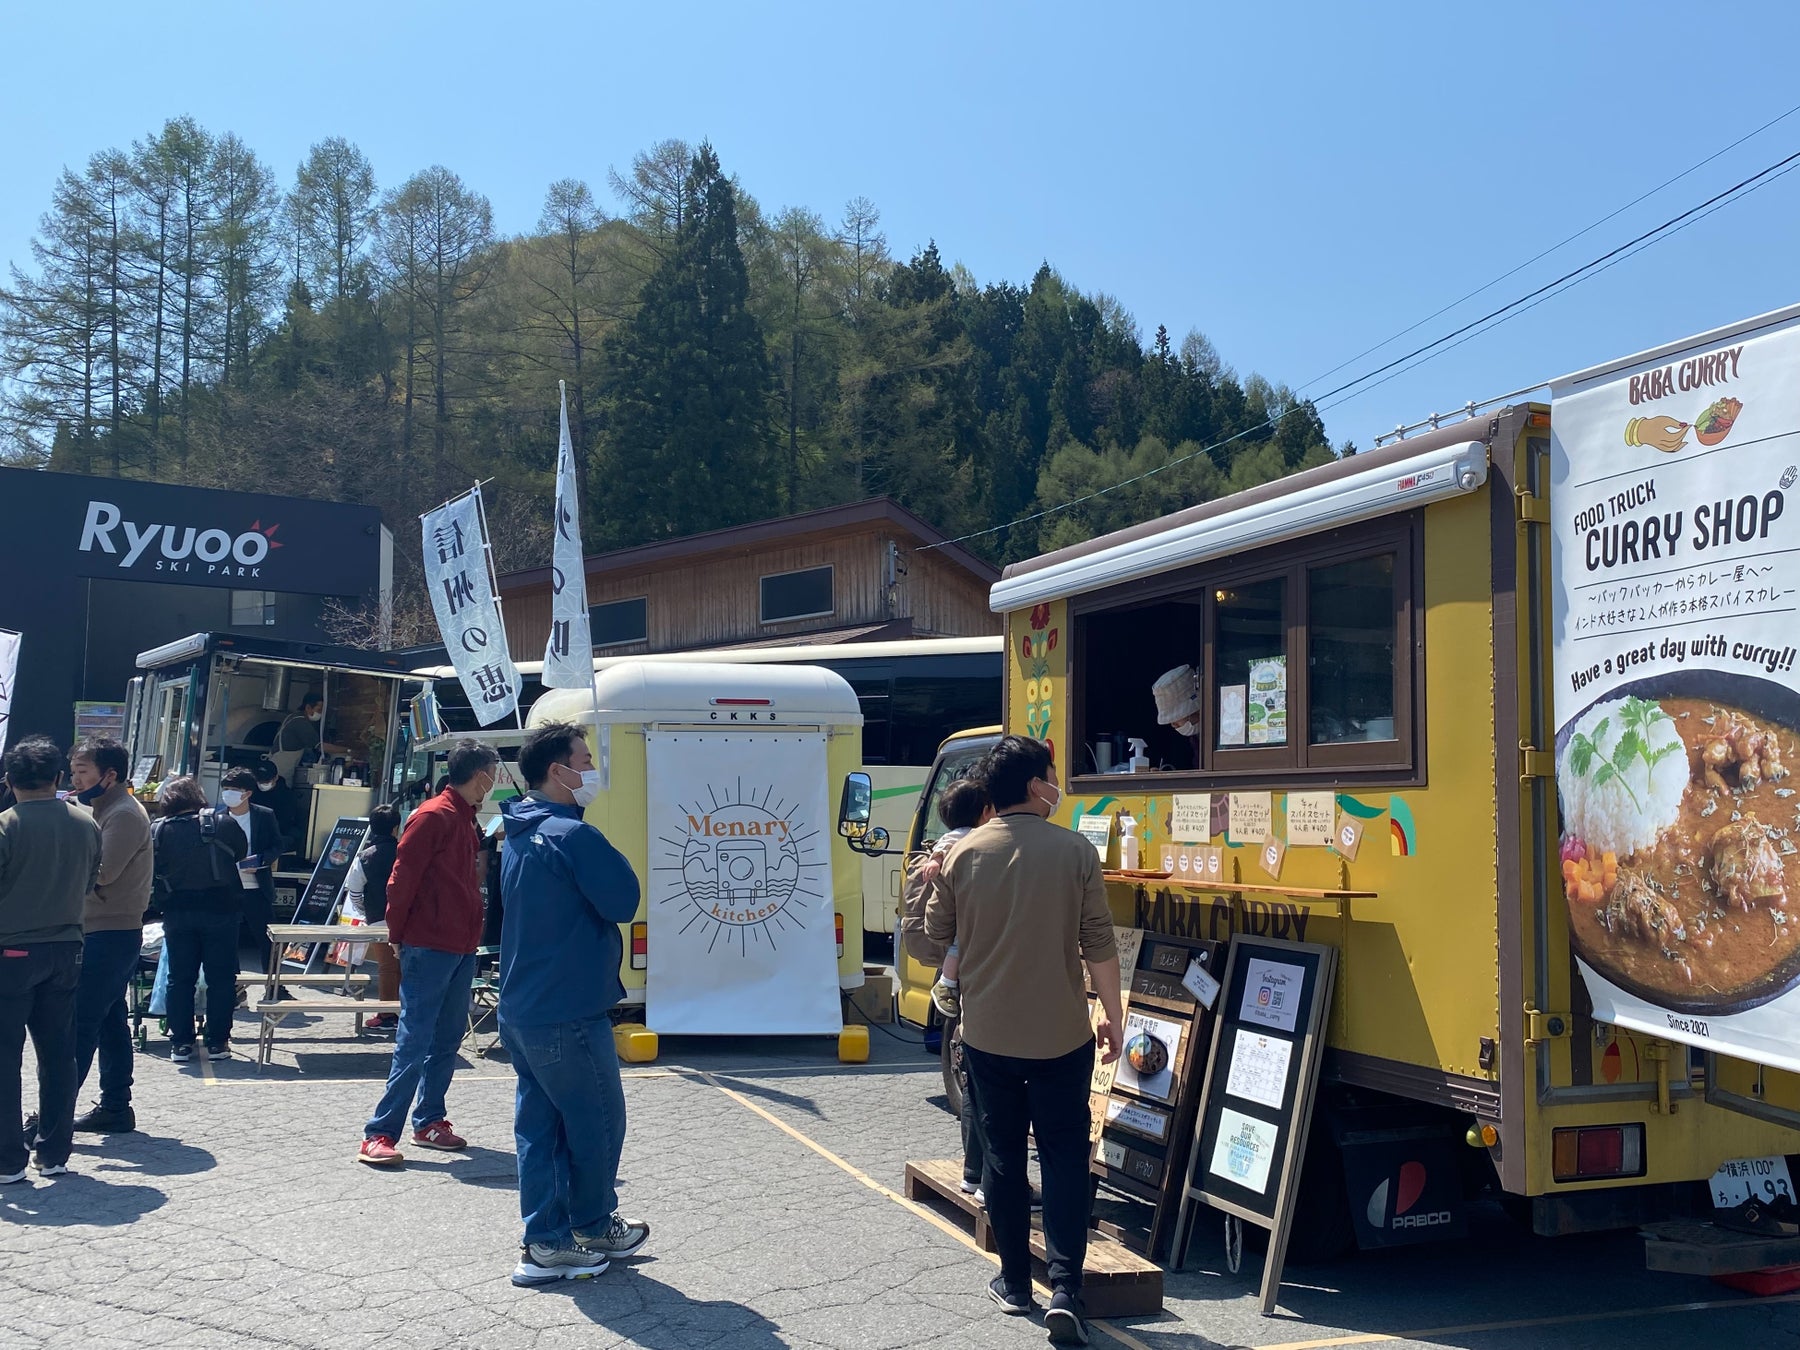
6, 0, 1800, 453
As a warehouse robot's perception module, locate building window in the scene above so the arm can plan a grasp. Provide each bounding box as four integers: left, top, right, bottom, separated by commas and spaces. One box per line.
590, 597, 648, 648
231, 590, 276, 627
1070, 515, 1418, 786
759, 565, 834, 624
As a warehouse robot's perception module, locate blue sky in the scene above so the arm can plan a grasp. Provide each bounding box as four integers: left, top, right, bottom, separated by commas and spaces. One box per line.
5, 1, 1800, 454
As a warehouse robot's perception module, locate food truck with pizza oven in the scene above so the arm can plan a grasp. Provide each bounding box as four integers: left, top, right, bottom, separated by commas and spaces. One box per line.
899, 306, 1800, 1265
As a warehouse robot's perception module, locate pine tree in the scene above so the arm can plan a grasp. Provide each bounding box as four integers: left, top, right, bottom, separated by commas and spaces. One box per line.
597, 144, 775, 544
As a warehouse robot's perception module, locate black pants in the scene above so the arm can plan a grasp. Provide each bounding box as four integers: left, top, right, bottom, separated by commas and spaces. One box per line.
958, 1036, 985, 1188
963, 1037, 1096, 1297
0, 941, 82, 1174
164, 912, 239, 1049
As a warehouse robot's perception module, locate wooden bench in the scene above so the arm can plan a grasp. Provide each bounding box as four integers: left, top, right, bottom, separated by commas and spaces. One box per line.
903, 1159, 1163, 1317
254, 999, 401, 1064
235, 973, 377, 988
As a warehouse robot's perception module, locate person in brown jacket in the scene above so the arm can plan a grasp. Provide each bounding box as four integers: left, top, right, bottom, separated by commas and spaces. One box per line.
925, 735, 1123, 1345
68, 738, 153, 1133
358, 740, 498, 1167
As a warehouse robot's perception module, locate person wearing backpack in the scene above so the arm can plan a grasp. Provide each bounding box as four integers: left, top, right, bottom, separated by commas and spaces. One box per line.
153, 777, 249, 1062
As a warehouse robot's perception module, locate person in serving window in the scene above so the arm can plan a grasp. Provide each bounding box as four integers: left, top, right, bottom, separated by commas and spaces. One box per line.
270, 693, 353, 783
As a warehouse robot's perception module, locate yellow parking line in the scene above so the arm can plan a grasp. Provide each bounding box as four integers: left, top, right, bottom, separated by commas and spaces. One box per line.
698, 1069, 1154, 1350
1256, 1292, 1800, 1350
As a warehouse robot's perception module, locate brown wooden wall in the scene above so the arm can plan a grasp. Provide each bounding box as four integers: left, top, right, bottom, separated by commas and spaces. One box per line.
498, 525, 999, 658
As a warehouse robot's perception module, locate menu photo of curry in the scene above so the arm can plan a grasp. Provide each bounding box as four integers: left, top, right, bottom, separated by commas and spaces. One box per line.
1556, 671, 1800, 1014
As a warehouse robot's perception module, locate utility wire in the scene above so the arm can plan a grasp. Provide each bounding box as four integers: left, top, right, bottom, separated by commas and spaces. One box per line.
1297, 100, 1800, 396
922, 143, 1800, 551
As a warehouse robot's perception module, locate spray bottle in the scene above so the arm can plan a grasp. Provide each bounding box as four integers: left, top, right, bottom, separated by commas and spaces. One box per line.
1118, 811, 1140, 871
1127, 737, 1149, 772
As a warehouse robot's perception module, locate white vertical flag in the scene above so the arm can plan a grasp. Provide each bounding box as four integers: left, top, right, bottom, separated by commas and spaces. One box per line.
422, 490, 519, 726
543, 381, 593, 689
0, 628, 20, 754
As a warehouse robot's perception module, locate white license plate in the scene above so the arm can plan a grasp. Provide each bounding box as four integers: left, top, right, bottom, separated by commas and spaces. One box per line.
1709, 1155, 1795, 1209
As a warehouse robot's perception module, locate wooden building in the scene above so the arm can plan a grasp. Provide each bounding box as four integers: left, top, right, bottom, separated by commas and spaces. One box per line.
496, 498, 1000, 658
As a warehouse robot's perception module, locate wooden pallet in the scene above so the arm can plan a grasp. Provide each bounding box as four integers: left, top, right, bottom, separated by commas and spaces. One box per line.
903, 1159, 1162, 1317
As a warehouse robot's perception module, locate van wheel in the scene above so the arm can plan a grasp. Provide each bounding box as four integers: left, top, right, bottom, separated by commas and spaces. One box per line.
940, 1016, 964, 1117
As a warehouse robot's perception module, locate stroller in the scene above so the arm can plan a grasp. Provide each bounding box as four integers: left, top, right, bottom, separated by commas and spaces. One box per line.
132, 921, 230, 1049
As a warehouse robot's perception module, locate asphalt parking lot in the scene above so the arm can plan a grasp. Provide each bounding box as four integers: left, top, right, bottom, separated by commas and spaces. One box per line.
2, 1002, 1797, 1350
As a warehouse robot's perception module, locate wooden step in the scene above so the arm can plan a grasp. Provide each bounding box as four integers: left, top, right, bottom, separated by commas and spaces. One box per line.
237, 973, 376, 986
255, 999, 401, 1015
903, 1159, 1162, 1318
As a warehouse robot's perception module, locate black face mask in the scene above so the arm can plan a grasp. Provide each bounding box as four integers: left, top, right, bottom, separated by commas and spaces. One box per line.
75, 780, 109, 806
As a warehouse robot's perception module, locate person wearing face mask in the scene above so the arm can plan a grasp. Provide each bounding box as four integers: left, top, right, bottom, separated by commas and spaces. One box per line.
218, 767, 285, 983
924, 735, 1123, 1344
65, 738, 152, 1134
496, 721, 646, 1285
358, 739, 497, 1167
270, 693, 352, 786
250, 761, 300, 866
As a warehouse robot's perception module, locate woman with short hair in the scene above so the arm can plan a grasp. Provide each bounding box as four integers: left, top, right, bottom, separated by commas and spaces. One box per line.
153, 776, 249, 1061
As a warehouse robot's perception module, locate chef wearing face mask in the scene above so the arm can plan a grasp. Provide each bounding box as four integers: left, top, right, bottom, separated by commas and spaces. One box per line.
218, 767, 285, 981
270, 693, 353, 784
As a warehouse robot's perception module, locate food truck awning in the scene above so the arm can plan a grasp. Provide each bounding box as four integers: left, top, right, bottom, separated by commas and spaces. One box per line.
989, 426, 1494, 612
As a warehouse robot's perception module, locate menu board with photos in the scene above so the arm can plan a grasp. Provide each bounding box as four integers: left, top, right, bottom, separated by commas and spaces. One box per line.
1176, 934, 1337, 1316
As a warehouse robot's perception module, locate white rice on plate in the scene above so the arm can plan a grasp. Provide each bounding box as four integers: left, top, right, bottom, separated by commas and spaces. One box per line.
1557, 695, 1686, 857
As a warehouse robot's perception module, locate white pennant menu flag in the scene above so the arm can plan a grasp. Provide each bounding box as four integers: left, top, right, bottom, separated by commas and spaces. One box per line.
422, 488, 520, 726
543, 381, 593, 689
0, 628, 20, 754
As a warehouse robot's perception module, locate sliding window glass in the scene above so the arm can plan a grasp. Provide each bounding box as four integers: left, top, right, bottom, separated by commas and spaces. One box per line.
1213, 577, 1288, 753
1307, 554, 1397, 746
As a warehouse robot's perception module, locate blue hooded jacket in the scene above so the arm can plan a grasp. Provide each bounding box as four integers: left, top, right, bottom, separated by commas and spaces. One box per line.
498, 794, 641, 1027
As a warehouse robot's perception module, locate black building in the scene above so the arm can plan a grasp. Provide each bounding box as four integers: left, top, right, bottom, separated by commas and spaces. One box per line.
0, 468, 390, 747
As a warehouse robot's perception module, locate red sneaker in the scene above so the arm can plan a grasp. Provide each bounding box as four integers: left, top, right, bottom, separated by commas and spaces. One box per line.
359, 1136, 404, 1167
413, 1121, 467, 1151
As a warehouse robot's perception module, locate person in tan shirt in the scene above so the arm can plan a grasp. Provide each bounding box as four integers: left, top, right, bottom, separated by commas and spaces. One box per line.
925, 735, 1122, 1343
69, 738, 153, 1134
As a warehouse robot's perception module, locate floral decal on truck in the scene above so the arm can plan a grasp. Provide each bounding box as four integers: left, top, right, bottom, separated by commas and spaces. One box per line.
1018, 601, 1063, 756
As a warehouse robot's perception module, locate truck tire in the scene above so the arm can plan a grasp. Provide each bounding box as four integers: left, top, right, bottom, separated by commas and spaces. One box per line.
1283, 1123, 1357, 1264
940, 1015, 964, 1117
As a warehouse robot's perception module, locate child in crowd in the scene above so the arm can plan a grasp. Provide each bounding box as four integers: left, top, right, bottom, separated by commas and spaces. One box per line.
922, 776, 992, 1019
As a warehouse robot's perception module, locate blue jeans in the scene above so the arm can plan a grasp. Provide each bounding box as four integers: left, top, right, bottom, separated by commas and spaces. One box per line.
74, 928, 142, 1111
164, 912, 240, 1049
499, 1015, 627, 1246
365, 947, 474, 1140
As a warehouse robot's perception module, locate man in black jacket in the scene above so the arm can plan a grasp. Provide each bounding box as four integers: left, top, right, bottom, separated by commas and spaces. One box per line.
154, 777, 249, 1061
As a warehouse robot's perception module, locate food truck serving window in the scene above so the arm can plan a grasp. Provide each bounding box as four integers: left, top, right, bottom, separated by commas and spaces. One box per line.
1071, 515, 1420, 786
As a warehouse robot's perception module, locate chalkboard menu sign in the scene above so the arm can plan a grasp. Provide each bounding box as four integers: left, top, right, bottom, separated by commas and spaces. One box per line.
290, 817, 367, 926
1175, 934, 1337, 1316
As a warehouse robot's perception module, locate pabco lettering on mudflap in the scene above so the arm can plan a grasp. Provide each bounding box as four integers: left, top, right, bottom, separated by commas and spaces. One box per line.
79, 500, 283, 578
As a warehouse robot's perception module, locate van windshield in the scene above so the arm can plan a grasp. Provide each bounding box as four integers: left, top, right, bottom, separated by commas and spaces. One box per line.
915, 741, 993, 850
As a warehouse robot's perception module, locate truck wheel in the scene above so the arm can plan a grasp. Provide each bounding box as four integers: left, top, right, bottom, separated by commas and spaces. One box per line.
940, 1015, 964, 1117
1283, 1124, 1357, 1264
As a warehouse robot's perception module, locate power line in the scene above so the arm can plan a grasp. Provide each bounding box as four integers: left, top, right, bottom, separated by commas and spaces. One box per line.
1296, 100, 1800, 396
921, 144, 1800, 552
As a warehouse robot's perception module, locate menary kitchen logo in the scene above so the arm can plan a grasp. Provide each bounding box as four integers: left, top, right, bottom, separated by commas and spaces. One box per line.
657, 786, 828, 956
79, 500, 284, 578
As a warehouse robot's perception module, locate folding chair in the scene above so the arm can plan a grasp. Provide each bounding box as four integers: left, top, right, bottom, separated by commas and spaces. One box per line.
466, 945, 502, 1058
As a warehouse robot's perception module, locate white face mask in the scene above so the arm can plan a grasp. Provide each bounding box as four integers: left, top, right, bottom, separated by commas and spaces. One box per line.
556, 762, 602, 808
222, 789, 248, 808
1033, 779, 1062, 815
308, 710, 323, 722
256, 780, 275, 792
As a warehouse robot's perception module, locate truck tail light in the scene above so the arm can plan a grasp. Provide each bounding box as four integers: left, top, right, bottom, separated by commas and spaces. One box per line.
630, 922, 647, 971
1552, 1124, 1645, 1182
835, 912, 844, 958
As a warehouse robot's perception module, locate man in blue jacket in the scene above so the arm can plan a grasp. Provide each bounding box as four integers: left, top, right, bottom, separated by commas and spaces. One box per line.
499, 721, 649, 1287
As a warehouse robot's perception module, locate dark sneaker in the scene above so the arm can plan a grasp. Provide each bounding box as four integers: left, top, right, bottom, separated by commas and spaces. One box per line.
358, 1136, 404, 1167
0, 1167, 27, 1185
170, 1043, 194, 1063
34, 1160, 70, 1179
1046, 1289, 1088, 1344
363, 1013, 397, 1032
412, 1121, 467, 1151
22, 1113, 40, 1148
204, 1041, 230, 1058
575, 1213, 650, 1259
512, 1242, 608, 1286
986, 1275, 1035, 1315
74, 1104, 136, 1134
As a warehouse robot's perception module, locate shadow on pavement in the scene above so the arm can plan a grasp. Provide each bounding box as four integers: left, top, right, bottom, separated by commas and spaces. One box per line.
77, 1131, 217, 1178
542, 1266, 787, 1348
435, 1143, 518, 1189
0, 1171, 167, 1227
710, 1075, 824, 1119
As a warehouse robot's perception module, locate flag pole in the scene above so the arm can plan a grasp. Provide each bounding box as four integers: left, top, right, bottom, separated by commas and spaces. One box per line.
470, 481, 525, 733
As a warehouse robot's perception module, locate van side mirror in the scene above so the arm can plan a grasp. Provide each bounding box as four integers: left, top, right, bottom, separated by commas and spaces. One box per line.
837, 772, 873, 838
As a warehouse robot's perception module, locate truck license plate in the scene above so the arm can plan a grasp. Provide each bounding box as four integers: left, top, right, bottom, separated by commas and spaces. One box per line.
1709, 1155, 1795, 1209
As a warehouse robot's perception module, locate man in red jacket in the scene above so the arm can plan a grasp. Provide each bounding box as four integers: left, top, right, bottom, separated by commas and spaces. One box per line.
359, 740, 499, 1166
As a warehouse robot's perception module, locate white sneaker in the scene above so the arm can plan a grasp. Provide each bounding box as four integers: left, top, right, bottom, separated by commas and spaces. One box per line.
0, 1167, 26, 1185
511, 1242, 609, 1286
36, 1161, 69, 1178
959, 1178, 981, 1195
575, 1213, 650, 1259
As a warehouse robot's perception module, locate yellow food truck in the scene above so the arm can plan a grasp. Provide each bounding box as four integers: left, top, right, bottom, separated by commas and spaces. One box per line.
909, 375, 1800, 1263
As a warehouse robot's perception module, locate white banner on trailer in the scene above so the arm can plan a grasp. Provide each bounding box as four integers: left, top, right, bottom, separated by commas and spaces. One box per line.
645, 730, 840, 1035
1550, 305, 1800, 1073
0, 628, 18, 754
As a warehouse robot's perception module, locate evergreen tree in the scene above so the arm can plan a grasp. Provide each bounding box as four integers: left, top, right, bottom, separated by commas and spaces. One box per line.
597, 144, 776, 544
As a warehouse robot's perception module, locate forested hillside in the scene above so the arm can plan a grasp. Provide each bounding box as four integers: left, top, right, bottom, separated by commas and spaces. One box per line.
0, 123, 1345, 585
